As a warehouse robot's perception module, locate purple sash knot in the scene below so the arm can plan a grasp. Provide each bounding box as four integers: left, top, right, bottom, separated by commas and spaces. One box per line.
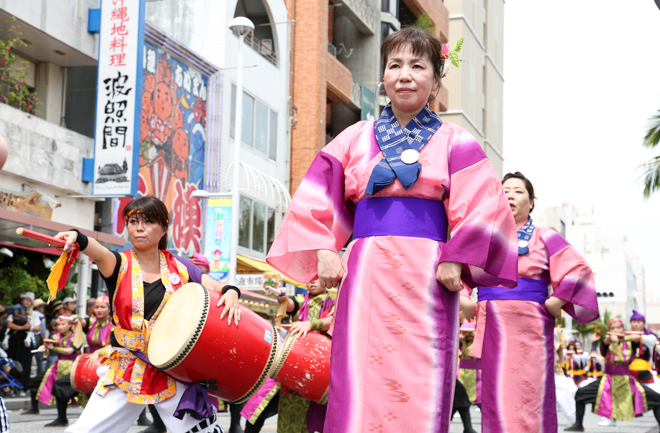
478, 278, 549, 304
131, 351, 214, 421
353, 197, 448, 242
605, 364, 630, 376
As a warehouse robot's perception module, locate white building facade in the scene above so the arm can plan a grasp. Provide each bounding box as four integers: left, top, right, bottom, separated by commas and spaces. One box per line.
534, 204, 645, 323
145, 0, 292, 266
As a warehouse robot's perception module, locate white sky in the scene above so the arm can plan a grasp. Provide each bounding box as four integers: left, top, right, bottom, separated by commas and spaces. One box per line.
503, 1, 660, 297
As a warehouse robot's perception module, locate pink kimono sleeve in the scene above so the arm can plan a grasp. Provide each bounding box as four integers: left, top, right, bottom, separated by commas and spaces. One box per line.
543, 230, 599, 323
439, 125, 518, 289
266, 127, 357, 283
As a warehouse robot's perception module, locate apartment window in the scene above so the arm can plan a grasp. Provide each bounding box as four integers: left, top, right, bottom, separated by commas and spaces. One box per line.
230, 84, 278, 160
239, 196, 277, 254
381, 23, 395, 43
381, 0, 398, 16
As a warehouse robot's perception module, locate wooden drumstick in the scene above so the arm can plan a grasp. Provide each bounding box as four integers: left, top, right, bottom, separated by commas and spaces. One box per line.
607, 332, 626, 337
16, 228, 67, 248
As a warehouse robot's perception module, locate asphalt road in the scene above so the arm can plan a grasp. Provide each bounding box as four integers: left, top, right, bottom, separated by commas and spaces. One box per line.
3, 403, 659, 432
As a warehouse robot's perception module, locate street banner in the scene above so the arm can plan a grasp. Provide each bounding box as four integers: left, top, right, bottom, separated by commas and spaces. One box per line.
93, 0, 146, 196
361, 84, 375, 121
204, 198, 232, 281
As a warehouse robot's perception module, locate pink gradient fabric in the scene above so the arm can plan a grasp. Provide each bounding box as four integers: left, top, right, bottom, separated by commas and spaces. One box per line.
267, 121, 518, 433
473, 225, 599, 432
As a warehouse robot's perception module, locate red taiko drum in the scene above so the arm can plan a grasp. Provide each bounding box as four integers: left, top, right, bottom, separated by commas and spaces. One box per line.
270, 331, 331, 404
70, 354, 102, 393
148, 283, 279, 403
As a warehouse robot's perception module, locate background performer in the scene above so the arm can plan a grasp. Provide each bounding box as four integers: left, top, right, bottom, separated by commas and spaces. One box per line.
267, 27, 518, 433
242, 279, 333, 433
472, 172, 599, 432
565, 318, 660, 431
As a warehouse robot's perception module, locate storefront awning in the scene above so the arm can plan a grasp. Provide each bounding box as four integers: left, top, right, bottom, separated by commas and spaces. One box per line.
237, 254, 305, 288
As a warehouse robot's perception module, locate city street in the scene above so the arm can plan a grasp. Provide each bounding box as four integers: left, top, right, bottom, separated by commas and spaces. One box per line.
4, 403, 660, 433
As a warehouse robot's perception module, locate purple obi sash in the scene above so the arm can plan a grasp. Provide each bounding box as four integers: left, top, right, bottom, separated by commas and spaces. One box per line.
605, 364, 630, 376
353, 197, 448, 242
59, 352, 78, 361
460, 359, 482, 370
478, 278, 549, 304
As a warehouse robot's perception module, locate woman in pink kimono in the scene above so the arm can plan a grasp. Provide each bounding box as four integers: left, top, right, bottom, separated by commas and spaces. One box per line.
266, 28, 518, 433
471, 172, 600, 432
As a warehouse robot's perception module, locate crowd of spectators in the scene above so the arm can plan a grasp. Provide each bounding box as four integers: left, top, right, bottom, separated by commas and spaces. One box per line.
0, 293, 94, 397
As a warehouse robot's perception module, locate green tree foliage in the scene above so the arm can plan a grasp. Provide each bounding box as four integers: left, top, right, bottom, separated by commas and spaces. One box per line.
0, 253, 48, 304
413, 13, 436, 33
0, 16, 41, 114
640, 109, 660, 199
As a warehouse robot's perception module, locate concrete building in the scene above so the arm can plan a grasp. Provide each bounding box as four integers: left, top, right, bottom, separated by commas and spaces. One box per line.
0, 0, 125, 306
443, 0, 505, 176
287, 0, 450, 193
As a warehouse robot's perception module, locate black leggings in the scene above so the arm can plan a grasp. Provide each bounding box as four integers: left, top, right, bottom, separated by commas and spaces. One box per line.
574, 377, 660, 425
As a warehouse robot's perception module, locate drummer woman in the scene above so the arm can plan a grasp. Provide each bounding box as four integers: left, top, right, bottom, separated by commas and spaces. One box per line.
55, 196, 241, 433
472, 172, 599, 432
267, 27, 519, 432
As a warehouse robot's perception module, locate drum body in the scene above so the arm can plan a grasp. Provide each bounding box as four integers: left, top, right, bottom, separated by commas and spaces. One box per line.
270, 331, 331, 404
148, 283, 279, 403
70, 354, 102, 394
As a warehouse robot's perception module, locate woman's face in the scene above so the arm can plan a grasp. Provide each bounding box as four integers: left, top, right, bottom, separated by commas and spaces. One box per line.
383, 45, 437, 117
610, 321, 624, 335
57, 321, 72, 334
94, 302, 110, 320
21, 297, 32, 308
575, 342, 583, 353
126, 212, 166, 250
503, 178, 534, 224
307, 279, 326, 296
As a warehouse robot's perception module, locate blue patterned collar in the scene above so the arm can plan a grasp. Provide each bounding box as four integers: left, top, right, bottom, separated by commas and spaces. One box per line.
518, 217, 535, 255
366, 103, 442, 195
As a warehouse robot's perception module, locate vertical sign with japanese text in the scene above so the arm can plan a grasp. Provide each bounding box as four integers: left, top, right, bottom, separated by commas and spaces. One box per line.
204, 198, 232, 282
93, 0, 146, 195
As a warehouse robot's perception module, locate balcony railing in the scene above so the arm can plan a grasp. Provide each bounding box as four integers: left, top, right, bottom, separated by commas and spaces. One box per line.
233, 29, 277, 66
351, 78, 361, 109
339, 0, 377, 35
328, 41, 337, 57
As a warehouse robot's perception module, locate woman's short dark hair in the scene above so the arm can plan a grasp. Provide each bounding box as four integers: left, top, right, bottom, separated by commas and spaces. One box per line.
380, 27, 445, 84
502, 172, 536, 212
123, 196, 170, 250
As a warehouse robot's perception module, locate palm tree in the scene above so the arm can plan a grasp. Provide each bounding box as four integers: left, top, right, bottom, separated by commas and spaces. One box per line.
591, 310, 612, 350
641, 109, 660, 199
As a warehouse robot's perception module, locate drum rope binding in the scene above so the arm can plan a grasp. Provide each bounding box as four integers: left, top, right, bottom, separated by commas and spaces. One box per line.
160, 288, 211, 371
269, 333, 299, 379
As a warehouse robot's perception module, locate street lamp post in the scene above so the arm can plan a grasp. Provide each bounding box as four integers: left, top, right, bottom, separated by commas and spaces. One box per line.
227, 17, 255, 285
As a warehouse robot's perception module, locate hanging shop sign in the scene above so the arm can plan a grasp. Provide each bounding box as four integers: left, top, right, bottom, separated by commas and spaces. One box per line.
0, 189, 54, 220
93, 0, 146, 196
204, 198, 232, 282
